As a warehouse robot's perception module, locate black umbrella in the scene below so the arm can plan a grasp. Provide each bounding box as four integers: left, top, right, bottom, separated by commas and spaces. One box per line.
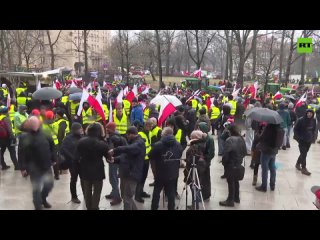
68, 87, 82, 94
244, 107, 283, 124
284, 95, 295, 100
69, 92, 82, 101
32, 87, 62, 100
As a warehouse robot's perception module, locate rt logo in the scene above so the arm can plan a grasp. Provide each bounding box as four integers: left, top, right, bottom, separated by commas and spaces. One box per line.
297, 38, 312, 53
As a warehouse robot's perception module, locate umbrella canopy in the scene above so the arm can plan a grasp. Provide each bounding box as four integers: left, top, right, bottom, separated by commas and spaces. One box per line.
69, 92, 82, 101
244, 107, 283, 124
68, 87, 82, 94
284, 95, 296, 100
32, 87, 62, 100
150, 94, 182, 107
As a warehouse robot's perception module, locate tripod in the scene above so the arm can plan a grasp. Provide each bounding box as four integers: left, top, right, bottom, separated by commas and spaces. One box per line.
176, 155, 205, 210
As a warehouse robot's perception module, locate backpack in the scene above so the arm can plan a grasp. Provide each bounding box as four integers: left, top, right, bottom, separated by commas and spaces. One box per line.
0, 119, 9, 139
274, 127, 285, 148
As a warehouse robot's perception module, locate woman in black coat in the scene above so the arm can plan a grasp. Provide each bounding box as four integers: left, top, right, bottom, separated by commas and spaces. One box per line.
76, 123, 109, 210
219, 125, 246, 207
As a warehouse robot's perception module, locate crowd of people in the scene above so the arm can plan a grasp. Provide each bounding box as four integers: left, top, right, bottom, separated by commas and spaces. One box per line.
0, 79, 319, 210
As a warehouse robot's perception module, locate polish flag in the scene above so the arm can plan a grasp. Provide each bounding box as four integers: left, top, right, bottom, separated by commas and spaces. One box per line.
126, 91, 135, 103
86, 83, 92, 91
109, 99, 113, 123
77, 89, 90, 116
232, 88, 241, 99
142, 85, 150, 94
87, 92, 106, 125
6, 91, 11, 108
186, 89, 201, 103
295, 92, 307, 107
273, 91, 282, 100
115, 88, 124, 107
123, 86, 129, 96
220, 85, 225, 93
206, 96, 211, 111
158, 102, 176, 127
193, 67, 202, 80
70, 80, 77, 88
132, 84, 138, 96
103, 81, 107, 87
253, 81, 259, 98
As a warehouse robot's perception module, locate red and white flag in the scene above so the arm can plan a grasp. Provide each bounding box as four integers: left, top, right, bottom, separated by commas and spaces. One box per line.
142, 85, 150, 95
123, 86, 129, 96
70, 80, 77, 88
253, 81, 259, 98
87, 92, 106, 125
6, 91, 11, 108
109, 99, 113, 123
186, 89, 201, 103
273, 91, 282, 100
193, 67, 202, 80
158, 102, 176, 127
103, 81, 107, 87
220, 85, 225, 93
132, 84, 138, 96
115, 88, 124, 107
77, 89, 90, 116
232, 88, 241, 99
295, 92, 307, 107
86, 83, 92, 91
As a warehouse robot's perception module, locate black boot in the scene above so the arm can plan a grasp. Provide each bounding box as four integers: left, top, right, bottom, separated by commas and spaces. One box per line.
219, 200, 234, 207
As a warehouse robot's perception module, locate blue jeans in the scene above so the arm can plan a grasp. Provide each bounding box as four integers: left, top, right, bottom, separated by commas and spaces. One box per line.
260, 152, 276, 189
108, 163, 120, 199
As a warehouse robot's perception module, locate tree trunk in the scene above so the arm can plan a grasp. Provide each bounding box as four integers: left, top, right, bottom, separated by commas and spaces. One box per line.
155, 30, 163, 89
3, 31, 12, 71
125, 33, 130, 86
284, 30, 295, 87
237, 53, 245, 89
165, 47, 170, 76
251, 34, 257, 81
278, 30, 285, 82
83, 30, 88, 76
46, 31, 55, 69
229, 33, 233, 81
0, 30, 5, 68
225, 49, 229, 80
300, 31, 307, 84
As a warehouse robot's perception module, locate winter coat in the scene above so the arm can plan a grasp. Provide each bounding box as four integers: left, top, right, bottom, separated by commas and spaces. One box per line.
222, 136, 246, 178
289, 110, 297, 126
294, 114, 317, 143
148, 135, 183, 181
295, 105, 307, 119
76, 136, 109, 181
198, 122, 215, 164
60, 133, 82, 165
130, 104, 144, 126
255, 124, 279, 155
149, 105, 159, 119
195, 114, 211, 131
19, 130, 57, 174
113, 135, 145, 181
277, 109, 291, 129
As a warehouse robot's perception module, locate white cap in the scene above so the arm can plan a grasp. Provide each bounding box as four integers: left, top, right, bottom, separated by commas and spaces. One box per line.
2, 84, 6, 88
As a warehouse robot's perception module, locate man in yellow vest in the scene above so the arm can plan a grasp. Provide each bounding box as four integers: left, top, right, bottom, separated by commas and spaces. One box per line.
42, 110, 59, 180
148, 117, 162, 187
136, 119, 153, 203
122, 97, 131, 117
0, 84, 8, 100
8, 100, 16, 133
16, 87, 27, 97
68, 100, 80, 123
81, 102, 96, 131
52, 108, 70, 147
228, 94, 237, 116
114, 104, 128, 137
17, 92, 28, 109
14, 105, 28, 138
0, 106, 19, 170
210, 100, 221, 135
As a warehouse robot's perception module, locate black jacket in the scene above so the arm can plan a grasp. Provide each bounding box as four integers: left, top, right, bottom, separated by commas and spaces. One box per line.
113, 135, 145, 181
256, 125, 279, 155
76, 136, 109, 181
295, 105, 307, 119
148, 135, 183, 181
222, 136, 246, 171
19, 130, 57, 174
294, 115, 317, 143
60, 133, 82, 164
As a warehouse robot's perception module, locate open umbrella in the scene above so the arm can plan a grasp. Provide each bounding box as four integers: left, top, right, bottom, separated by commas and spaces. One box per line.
244, 107, 283, 124
150, 94, 182, 107
69, 92, 82, 101
32, 87, 62, 100
284, 95, 296, 100
68, 87, 82, 94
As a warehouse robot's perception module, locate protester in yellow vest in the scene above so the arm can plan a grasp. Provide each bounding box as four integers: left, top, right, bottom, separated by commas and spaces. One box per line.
114, 104, 128, 136
143, 101, 150, 123
42, 110, 60, 180
52, 108, 70, 146
0, 106, 19, 170
14, 105, 28, 137
81, 102, 96, 130
68, 100, 80, 120
228, 95, 237, 116
209, 100, 221, 135
17, 93, 28, 109
16, 87, 27, 97
61, 95, 69, 105
136, 119, 153, 203
0, 84, 8, 99
122, 98, 131, 117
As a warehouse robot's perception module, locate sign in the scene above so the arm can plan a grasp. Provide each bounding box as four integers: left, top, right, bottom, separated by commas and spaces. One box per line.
297, 38, 312, 53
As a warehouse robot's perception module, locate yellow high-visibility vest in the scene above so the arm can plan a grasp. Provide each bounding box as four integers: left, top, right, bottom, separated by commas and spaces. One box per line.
17, 97, 27, 107
175, 129, 182, 143
229, 100, 237, 116
138, 131, 151, 160
14, 113, 27, 135
97, 104, 109, 122
42, 123, 59, 145
144, 107, 150, 122
70, 101, 79, 117
1, 88, 8, 98
210, 106, 220, 120
52, 118, 70, 139
9, 104, 15, 122
82, 108, 95, 125
61, 96, 69, 105
16, 88, 27, 96
201, 104, 208, 114
151, 126, 161, 144
123, 99, 131, 116
114, 114, 128, 135
191, 99, 198, 110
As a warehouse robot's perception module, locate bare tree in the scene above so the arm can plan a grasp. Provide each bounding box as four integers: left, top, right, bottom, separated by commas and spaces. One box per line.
233, 30, 259, 88
278, 30, 286, 82
155, 30, 163, 89
163, 30, 176, 76
70, 30, 90, 76
46, 30, 62, 69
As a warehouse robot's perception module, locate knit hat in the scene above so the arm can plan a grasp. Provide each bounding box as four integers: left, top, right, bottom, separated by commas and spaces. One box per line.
45, 110, 55, 120
106, 122, 116, 132
198, 122, 209, 134
31, 109, 40, 116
